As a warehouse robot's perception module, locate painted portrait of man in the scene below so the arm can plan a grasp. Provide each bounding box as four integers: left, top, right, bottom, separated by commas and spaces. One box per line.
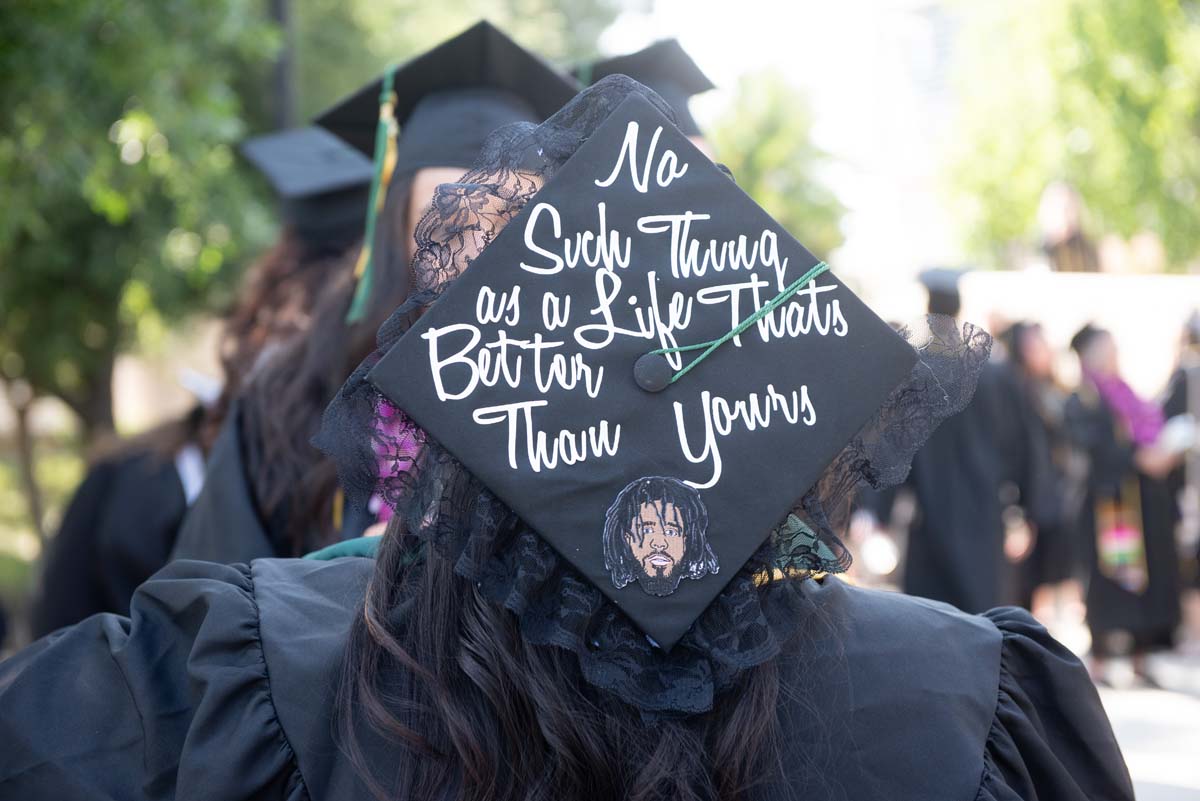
602, 476, 719, 597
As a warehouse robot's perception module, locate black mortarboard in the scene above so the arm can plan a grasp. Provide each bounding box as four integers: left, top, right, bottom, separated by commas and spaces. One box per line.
578, 40, 714, 137
240, 126, 373, 250
316, 21, 580, 171
918, 267, 965, 317
1070, 322, 1105, 355
366, 93, 915, 648
918, 267, 965, 294
1185, 310, 1200, 347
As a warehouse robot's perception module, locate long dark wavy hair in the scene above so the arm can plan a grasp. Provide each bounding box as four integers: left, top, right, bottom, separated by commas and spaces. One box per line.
237, 174, 418, 556
339, 511, 797, 801
200, 229, 344, 451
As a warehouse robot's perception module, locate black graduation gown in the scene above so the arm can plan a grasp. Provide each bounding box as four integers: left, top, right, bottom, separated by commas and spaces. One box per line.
0, 557, 1133, 800
171, 403, 370, 564
169, 404, 279, 564
29, 449, 188, 638
1164, 364, 1199, 587
875, 360, 1046, 613
1163, 364, 1196, 424
1014, 379, 1083, 603
1066, 386, 1181, 656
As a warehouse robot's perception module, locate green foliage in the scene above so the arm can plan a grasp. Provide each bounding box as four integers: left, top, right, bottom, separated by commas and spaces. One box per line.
0, 0, 278, 432
710, 71, 846, 260
948, 0, 1200, 269
294, 0, 622, 119
0, 1, 624, 435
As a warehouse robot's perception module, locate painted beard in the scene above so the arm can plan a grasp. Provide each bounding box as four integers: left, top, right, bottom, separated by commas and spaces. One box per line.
635, 552, 682, 597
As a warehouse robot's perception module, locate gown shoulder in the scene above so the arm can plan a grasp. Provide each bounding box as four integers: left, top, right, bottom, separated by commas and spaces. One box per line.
976, 606, 1134, 800
0, 557, 370, 800
771, 580, 1133, 801
3, 561, 1131, 801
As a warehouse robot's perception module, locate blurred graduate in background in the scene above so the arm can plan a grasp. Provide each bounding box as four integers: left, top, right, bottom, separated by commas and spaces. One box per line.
1067, 323, 1192, 683
1002, 321, 1088, 618
1165, 313, 1200, 646
170, 22, 580, 563
200, 125, 376, 450
859, 270, 1053, 613
1165, 313, 1200, 584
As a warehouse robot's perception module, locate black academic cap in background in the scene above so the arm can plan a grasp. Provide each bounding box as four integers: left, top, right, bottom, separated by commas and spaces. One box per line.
917, 267, 966, 294
1184, 310, 1200, 347
241, 126, 373, 251
918, 267, 966, 317
368, 93, 915, 648
315, 21, 580, 172
577, 39, 714, 137
1070, 322, 1106, 355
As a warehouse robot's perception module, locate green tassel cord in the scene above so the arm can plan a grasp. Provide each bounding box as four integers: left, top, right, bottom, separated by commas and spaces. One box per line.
346, 64, 400, 324
651, 261, 830, 384
303, 535, 426, 565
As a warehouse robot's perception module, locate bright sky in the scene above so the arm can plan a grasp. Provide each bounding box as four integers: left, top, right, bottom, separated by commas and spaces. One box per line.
602, 0, 965, 293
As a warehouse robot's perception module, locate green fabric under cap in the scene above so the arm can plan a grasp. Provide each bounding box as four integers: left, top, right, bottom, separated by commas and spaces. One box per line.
303, 537, 429, 566
303, 535, 382, 561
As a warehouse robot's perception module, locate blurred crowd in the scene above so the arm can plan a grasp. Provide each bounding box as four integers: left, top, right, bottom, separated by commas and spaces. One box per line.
852, 272, 1200, 686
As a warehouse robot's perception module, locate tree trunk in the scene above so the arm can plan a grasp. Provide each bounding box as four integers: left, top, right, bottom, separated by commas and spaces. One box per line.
76, 383, 116, 447
270, 0, 295, 129
61, 355, 117, 449
6, 383, 45, 544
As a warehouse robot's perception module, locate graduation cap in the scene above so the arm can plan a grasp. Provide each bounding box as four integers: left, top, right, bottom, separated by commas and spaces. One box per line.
577, 40, 714, 137
1184, 310, 1200, 347
314, 20, 580, 322
918, 267, 966, 317
366, 92, 915, 649
1069, 322, 1105, 356
316, 21, 579, 166
241, 126, 374, 251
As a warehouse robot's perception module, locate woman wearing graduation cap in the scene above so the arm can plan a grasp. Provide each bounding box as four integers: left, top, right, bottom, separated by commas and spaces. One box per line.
202, 125, 377, 446
0, 76, 1131, 801
171, 22, 579, 562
